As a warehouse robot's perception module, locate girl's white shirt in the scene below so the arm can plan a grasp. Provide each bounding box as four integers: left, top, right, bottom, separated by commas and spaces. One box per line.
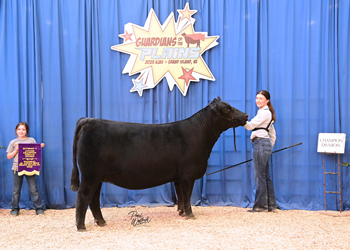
244, 105, 276, 147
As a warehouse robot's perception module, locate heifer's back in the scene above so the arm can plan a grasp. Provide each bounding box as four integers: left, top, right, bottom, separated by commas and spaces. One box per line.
72, 112, 213, 190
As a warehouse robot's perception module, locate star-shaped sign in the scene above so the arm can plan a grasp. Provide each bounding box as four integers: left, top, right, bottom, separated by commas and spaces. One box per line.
120, 31, 133, 42
111, 4, 219, 96
178, 3, 197, 22
179, 67, 196, 86
131, 78, 147, 96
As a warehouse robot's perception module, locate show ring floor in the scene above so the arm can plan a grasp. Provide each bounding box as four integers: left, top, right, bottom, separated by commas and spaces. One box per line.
1, 206, 349, 249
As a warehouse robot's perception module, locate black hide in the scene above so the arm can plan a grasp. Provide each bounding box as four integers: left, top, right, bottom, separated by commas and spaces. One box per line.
70, 97, 248, 231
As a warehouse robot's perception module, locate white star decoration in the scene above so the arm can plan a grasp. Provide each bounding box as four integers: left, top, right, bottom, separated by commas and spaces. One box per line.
131, 79, 147, 96
111, 3, 219, 96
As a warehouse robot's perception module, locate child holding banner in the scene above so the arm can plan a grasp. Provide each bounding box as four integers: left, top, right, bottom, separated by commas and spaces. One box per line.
6, 122, 45, 216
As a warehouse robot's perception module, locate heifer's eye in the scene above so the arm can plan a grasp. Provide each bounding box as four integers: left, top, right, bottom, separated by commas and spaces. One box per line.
223, 107, 231, 114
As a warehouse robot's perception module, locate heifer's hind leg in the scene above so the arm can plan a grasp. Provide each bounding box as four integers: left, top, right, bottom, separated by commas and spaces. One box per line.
89, 182, 106, 227
174, 181, 185, 216
180, 179, 195, 218
75, 181, 100, 231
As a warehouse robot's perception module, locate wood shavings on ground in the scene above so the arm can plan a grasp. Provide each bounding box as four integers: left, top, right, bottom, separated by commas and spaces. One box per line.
1, 206, 350, 249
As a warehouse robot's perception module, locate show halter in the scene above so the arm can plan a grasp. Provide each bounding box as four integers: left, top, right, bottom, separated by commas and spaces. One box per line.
213, 107, 238, 151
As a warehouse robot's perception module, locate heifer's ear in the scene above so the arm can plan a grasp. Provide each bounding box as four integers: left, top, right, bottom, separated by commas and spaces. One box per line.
209, 97, 219, 110
209, 99, 217, 109
217, 96, 221, 101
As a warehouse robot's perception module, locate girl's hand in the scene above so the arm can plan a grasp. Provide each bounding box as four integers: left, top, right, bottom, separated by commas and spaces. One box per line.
41, 143, 45, 148
7, 144, 19, 160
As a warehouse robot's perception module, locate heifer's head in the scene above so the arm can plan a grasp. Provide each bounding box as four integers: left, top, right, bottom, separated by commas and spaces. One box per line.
209, 97, 248, 129
209, 97, 248, 151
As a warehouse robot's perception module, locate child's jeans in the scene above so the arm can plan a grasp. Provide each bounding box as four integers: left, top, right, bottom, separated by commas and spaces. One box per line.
11, 172, 44, 211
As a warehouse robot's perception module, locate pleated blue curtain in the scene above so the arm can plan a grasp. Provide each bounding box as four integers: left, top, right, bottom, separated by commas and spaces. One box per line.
0, 0, 349, 211
335, 0, 350, 210
265, 0, 348, 210
0, 0, 44, 208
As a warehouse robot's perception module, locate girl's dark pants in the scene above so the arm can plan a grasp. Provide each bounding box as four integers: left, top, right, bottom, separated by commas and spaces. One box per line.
11, 172, 44, 212
252, 138, 277, 211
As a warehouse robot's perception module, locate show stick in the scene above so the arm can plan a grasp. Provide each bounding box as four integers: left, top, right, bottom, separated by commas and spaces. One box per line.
206, 142, 302, 176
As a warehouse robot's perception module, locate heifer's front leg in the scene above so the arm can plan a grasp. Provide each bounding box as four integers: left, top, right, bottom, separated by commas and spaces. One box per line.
174, 181, 184, 216
180, 179, 195, 218
76, 181, 99, 231
89, 182, 106, 227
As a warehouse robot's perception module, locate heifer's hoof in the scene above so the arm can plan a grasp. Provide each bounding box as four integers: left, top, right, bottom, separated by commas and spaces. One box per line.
185, 213, 195, 219
185, 216, 195, 220
76, 225, 87, 232
96, 219, 107, 227
178, 210, 185, 216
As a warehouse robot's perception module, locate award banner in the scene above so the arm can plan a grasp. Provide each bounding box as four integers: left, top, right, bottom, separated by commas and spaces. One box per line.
18, 143, 41, 176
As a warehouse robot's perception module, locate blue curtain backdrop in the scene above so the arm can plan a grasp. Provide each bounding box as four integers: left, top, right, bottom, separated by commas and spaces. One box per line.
0, 0, 349, 211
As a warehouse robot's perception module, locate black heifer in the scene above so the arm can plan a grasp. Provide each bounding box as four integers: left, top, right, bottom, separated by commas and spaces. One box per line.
70, 97, 248, 231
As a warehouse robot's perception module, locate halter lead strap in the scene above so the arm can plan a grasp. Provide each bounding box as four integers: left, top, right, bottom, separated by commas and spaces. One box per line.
213, 107, 237, 152
233, 127, 237, 152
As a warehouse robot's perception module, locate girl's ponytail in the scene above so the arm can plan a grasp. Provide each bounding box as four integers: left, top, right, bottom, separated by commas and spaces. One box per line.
267, 102, 276, 123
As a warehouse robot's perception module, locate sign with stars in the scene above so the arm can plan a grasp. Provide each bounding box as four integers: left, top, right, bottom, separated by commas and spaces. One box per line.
111, 3, 219, 96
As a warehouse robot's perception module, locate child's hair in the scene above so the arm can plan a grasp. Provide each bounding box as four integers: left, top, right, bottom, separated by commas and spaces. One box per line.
15, 122, 29, 136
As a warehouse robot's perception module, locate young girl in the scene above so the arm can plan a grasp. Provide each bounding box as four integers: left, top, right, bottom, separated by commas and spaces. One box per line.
244, 90, 278, 212
6, 122, 45, 216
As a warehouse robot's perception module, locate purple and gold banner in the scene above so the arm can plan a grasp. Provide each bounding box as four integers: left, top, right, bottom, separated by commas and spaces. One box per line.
18, 144, 41, 176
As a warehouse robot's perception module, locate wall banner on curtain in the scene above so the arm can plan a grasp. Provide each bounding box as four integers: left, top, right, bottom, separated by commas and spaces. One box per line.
111, 3, 219, 96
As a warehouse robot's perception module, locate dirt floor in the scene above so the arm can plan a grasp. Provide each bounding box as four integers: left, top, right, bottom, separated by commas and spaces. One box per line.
0, 206, 350, 249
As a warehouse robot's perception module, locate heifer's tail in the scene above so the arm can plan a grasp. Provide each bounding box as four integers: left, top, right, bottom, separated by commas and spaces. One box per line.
70, 118, 90, 192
